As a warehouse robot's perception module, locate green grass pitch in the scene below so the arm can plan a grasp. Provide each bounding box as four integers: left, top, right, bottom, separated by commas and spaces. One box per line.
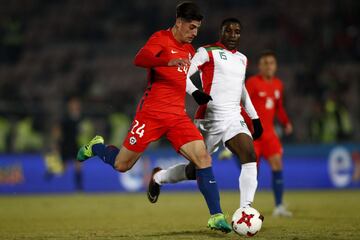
1, 190, 359, 239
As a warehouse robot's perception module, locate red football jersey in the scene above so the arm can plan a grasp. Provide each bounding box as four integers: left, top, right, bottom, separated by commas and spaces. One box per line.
243, 74, 290, 134
133, 29, 195, 116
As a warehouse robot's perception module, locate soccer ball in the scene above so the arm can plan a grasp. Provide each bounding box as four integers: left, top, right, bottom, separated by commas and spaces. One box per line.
231, 207, 264, 237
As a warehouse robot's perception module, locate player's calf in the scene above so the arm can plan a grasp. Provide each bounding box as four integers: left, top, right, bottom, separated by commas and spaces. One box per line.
79, 136, 143, 174
225, 133, 256, 164
244, 149, 257, 164
231, 146, 257, 165
113, 147, 143, 173
113, 161, 130, 173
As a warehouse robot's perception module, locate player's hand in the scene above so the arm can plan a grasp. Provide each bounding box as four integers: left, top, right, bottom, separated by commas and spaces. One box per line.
168, 58, 190, 68
284, 123, 293, 135
192, 90, 212, 105
252, 118, 263, 140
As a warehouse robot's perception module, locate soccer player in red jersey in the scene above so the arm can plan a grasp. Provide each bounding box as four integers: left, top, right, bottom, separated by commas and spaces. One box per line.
149, 18, 264, 210
76, 2, 231, 232
244, 51, 293, 217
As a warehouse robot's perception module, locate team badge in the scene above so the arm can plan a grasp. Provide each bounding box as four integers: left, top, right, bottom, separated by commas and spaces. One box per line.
129, 136, 137, 145
274, 90, 280, 99
259, 91, 266, 97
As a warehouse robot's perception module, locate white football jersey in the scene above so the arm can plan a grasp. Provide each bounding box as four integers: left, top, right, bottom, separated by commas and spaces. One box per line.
186, 42, 258, 120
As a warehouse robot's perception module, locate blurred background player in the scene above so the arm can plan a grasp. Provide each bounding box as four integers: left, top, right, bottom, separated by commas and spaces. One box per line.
76, 2, 232, 233
149, 18, 263, 209
60, 97, 84, 190
244, 50, 293, 217
45, 96, 83, 191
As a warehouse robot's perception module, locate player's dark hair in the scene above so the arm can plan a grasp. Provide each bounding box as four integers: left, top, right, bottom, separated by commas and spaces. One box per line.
176, 1, 203, 21
220, 17, 242, 30
64, 94, 80, 103
258, 50, 277, 60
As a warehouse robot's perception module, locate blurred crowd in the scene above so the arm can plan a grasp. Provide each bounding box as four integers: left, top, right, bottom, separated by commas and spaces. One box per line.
0, 0, 359, 153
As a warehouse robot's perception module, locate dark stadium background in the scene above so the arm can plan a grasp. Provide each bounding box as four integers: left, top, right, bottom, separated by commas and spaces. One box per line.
0, 1, 359, 239
1, 0, 359, 147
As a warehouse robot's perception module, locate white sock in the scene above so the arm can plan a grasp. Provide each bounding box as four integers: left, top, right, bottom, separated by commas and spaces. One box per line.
154, 164, 187, 185
239, 162, 258, 208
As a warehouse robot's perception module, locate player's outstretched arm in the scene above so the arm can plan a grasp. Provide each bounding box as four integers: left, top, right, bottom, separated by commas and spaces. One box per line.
241, 85, 258, 120
134, 48, 168, 68
186, 47, 212, 105
133, 32, 169, 68
186, 74, 212, 105
186, 47, 210, 94
241, 85, 263, 140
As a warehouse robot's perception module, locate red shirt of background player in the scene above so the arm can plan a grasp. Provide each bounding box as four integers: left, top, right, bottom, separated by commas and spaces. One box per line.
242, 74, 290, 137
134, 29, 195, 116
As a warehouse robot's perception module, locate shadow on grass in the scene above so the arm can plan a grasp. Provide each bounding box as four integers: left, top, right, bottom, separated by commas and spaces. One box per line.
113, 229, 227, 239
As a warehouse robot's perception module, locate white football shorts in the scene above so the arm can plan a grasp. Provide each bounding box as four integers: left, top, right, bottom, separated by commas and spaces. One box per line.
195, 115, 252, 154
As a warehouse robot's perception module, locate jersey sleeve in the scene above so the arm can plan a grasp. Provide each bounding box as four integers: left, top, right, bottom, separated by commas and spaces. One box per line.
276, 81, 291, 126
241, 78, 256, 132
133, 32, 168, 68
186, 47, 210, 94
241, 80, 258, 119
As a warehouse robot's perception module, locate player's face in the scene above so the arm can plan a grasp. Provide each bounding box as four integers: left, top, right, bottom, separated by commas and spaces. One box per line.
177, 19, 201, 43
220, 23, 241, 50
259, 55, 277, 79
68, 98, 81, 117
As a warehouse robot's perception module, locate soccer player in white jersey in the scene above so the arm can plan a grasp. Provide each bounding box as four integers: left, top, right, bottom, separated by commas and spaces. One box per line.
147, 18, 263, 209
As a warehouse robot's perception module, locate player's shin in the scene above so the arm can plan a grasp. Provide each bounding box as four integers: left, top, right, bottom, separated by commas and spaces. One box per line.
196, 167, 222, 215
239, 162, 258, 208
154, 163, 188, 185
92, 144, 119, 168
272, 170, 284, 206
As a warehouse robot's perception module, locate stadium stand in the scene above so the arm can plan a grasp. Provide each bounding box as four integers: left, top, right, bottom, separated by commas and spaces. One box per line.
0, 0, 359, 152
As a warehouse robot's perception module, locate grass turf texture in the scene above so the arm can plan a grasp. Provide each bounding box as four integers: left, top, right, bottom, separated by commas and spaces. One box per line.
1, 191, 359, 240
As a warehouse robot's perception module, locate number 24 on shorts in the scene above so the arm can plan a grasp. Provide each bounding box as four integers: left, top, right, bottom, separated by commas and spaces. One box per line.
131, 120, 145, 138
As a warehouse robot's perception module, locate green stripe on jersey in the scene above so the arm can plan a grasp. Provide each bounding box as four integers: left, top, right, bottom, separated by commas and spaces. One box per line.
204, 46, 223, 51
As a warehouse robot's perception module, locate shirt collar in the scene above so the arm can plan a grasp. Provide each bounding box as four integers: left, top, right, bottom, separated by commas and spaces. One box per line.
215, 42, 237, 54
258, 74, 275, 82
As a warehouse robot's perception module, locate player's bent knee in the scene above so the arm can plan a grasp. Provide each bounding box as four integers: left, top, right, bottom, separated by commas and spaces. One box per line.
271, 161, 283, 171
114, 161, 131, 173
239, 149, 257, 164
195, 152, 212, 168
114, 164, 127, 173
269, 156, 283, 170
248, 150, 257, 163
